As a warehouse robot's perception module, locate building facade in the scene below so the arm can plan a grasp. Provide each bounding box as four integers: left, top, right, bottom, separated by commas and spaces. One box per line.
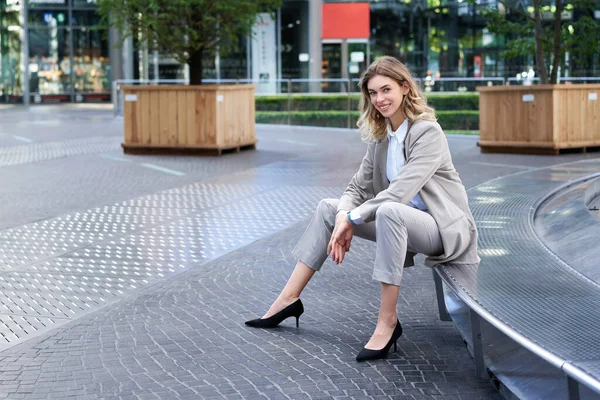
1, 0, 598, 103
1, 0, 110, 104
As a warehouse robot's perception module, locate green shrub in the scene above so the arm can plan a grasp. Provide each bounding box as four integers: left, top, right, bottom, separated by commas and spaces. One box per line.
256, 111, 358, 128
256, 110, 479, 130
426, 94, 479, 111
436, 111, 479, 130
255, 95, 360, 112
256, 93, 479, 112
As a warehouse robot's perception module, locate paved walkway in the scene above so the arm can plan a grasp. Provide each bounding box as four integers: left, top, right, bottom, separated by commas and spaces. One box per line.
1, 105, 599, 399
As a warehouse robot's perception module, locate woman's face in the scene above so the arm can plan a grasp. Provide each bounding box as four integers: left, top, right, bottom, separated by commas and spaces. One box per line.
367, 74, 409, 120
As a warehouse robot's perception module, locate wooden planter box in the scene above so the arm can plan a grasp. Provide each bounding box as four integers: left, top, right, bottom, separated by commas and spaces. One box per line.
478, 84, 600, 154
121, 84, 256, 155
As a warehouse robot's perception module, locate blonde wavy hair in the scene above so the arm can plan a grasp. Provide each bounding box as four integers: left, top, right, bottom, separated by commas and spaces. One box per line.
357, 56, 436, 142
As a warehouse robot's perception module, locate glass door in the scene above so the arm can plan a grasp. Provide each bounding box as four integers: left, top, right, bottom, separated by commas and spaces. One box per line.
321, 42, 341, 92
348, 41, 368, 92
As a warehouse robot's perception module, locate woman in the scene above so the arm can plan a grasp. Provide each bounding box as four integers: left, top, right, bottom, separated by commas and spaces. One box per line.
245, 56, 480, 362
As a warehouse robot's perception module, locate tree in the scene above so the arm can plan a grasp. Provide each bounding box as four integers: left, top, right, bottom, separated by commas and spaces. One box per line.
97, 0, 283, 85
480, 0, 600, 83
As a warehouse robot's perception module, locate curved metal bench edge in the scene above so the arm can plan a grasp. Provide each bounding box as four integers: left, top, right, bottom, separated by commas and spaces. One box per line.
528, 171, 600, 291
433, 164, 600, 397
433, 265, 564, 369
433, 266, 600, 397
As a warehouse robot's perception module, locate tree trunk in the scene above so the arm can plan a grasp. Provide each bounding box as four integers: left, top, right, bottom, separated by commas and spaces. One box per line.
532, 0, 549, 84
550, 0, 563, 84
189, 50, 204, 85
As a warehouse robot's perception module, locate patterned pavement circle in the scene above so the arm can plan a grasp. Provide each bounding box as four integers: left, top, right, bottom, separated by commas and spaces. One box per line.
1, 108, 599, 399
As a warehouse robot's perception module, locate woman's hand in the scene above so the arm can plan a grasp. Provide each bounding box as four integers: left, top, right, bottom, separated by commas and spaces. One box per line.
327, 211, 354, 264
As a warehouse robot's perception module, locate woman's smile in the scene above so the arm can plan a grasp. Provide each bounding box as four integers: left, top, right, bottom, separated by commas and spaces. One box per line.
378, 103, 391, 112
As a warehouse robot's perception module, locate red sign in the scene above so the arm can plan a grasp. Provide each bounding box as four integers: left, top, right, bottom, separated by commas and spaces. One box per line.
322, 3, 370, 39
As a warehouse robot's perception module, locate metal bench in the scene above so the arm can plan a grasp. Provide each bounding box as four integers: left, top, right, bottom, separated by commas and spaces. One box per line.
432, 159, 600, 399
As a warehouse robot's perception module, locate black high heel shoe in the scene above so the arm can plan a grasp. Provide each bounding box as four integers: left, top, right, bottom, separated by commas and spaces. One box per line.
356, 319, 403, 362
245, 299, 304, 328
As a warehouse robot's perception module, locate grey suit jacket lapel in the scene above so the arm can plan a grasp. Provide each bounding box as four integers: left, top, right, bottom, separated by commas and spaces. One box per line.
404, 120, 414, 160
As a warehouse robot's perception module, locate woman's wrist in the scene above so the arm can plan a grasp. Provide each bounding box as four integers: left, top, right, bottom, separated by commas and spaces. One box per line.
337, 210, 348, 217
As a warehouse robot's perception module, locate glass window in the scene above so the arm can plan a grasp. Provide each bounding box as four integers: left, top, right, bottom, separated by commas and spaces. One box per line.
348, 42, 367, 81
28, 27, 70, 95
1, 3, 22, 100
220, 36, 248, 80
29, 10, 68, 26
321, 43, 341, 92
28, 0, 68, 9
71, 10, 100, 26
281, 0, 309, 80
72, 0, 97, 7
72, 28, 109, 93
370, 5, 421, 75
201, 53, 217, 80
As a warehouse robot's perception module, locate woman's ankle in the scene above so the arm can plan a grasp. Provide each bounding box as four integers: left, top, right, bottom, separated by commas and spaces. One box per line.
376, 314, 398, 329
264, 295, 299, 318
277, 291, 300, 303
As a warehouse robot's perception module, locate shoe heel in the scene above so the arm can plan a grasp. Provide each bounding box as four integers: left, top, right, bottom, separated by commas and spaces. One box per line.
245, 299, 304, 329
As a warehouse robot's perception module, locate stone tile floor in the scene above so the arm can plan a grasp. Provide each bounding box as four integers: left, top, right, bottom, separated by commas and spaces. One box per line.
1, 105, 599, 399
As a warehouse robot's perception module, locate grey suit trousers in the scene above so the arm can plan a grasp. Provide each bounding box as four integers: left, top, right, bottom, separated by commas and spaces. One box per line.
291, 198, 444, 286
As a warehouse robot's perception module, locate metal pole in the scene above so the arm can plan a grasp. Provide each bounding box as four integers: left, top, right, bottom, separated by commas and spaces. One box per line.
341, 39, 348, 93
347, 78, 351, 129
277, 7, 282, 94
21, 0, 29, 106
246, 36, 251, 83
153, 50, 159, 82
112, 80, 118, 117
68, 4, 75, 102
287, 79, 291, 125
215, 48, 220, 82
152, 11, 159, 82
470, 309, 486, 379
567, 377, 580, 400
432, 269, 452, 322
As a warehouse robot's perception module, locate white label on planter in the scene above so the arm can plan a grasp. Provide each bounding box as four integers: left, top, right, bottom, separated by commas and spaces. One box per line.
589, 92, 598, 101
217, 95, 224, 102
125, 94, 137, 102
522, 94, 535, 102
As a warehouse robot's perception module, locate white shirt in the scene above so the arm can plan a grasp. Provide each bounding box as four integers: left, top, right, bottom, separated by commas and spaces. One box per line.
349, 119, 427, 225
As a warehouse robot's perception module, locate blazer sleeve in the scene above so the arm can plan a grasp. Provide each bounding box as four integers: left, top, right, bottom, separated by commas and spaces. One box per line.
337, 141, 375, 212
352, 124, 444, 223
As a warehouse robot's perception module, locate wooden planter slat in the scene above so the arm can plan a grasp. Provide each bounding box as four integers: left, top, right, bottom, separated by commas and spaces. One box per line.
122, 84, 256, 155
478, 84, 600, 154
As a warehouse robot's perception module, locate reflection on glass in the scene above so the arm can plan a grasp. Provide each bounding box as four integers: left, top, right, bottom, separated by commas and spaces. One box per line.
220, 35, 247, 80
29, 10, 67, 26
1, 3, 22, 99
321, 43, 341, 92
28, 0, 68, 9
348, 42, 367, 86
71, 10, 100, 26
72, 0, 98, 7
281, 0, 309, 81
29, 25, 70, 95
72, 28, 109, 92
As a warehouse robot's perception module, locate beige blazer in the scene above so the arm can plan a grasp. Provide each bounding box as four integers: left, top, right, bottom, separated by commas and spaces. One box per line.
337, 119, 480, 267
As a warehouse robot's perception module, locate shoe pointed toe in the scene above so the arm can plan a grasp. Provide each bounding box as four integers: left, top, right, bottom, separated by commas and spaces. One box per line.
244, 318, 261, 327
356, 348, 381, 362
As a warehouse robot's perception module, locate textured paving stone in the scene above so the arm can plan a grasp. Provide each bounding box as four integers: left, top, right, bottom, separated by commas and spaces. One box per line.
2, 106, 599, 398
0, 221, 503, 399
